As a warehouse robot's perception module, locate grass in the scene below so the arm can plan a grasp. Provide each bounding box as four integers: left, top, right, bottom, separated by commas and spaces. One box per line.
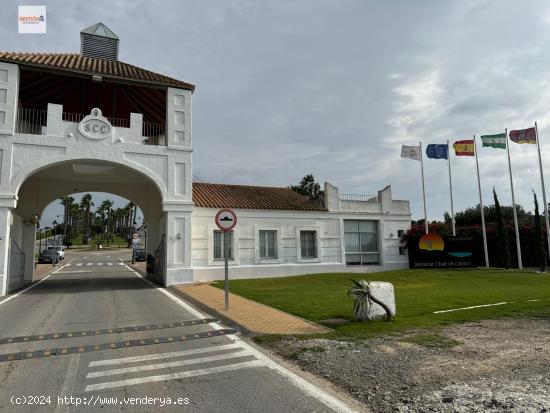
212, 268, 550, 339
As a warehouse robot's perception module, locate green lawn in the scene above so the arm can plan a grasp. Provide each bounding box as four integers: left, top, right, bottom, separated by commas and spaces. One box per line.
212, 269, 550, 338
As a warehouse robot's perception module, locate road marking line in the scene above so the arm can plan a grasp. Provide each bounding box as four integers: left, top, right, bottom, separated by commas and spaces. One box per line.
76, 263, 83, 267
125, 264, 360, 413
107, 263, 113, 266
88, 343, 243, 367
55, 354, 80, 413
85, 360, 264, 392
55, 270, 93, 274
97, 263, 103, 266
65, 264, 72, 267
0, 259, 73, 307
433, 302, 508, 314
87, 350, 252, 378
86, 263, 93, 266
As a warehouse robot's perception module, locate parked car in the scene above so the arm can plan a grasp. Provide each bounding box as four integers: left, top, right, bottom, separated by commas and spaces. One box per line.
38, 249, 59, 264
133, 248, 146, 262
47, 245, 65, 260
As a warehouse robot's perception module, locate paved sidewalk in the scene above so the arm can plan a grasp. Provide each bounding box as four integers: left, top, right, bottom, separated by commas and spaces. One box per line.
173, 283, 331, 335
34, 263, 56, 280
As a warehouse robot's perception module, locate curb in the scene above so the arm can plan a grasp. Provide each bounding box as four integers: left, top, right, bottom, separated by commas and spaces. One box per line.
168, 286, 255, 337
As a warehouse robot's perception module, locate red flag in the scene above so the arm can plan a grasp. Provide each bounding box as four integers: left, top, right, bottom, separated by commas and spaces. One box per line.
509, 127, 536, 144
453, 139, 475, 156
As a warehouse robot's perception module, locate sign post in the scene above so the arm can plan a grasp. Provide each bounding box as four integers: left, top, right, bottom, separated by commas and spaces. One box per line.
131, 233, 140, 264
215, 209, 237, 310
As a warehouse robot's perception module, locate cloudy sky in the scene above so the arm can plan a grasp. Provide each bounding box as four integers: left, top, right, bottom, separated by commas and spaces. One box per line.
4, 0, 550, 224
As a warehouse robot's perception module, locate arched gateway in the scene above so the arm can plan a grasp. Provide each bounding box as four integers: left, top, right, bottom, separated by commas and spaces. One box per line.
0, 23, 194, 295
0, 23, 412, 297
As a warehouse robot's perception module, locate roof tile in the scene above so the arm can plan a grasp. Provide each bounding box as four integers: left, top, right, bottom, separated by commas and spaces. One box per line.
0, 52, 194, 91
192, 183, 327, 212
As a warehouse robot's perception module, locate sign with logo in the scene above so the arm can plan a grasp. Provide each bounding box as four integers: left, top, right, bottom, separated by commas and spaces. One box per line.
18, 6, 46, 34
215, 209, 237, 232
78, 108, 112, 140
409, 234, 478, 268
133, 233, 139, 240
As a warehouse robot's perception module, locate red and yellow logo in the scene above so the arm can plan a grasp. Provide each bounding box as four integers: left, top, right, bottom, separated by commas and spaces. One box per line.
419, 233, 444, 251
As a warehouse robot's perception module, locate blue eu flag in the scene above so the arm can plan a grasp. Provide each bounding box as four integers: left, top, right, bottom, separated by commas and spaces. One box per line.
426, 144, 448, 159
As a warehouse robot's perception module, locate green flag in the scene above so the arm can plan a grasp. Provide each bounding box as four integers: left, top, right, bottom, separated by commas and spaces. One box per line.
480, 133, 506, 149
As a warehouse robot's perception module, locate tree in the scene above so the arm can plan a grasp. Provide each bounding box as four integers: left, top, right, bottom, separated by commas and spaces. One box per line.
494, 189, 511, 268
79, 194, 93, 244
533, 191, 546, 272
290, 174, 323, 201
59, 196, 75, 242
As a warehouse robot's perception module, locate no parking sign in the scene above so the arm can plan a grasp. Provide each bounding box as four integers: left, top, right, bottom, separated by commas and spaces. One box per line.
215, 209, 237, 310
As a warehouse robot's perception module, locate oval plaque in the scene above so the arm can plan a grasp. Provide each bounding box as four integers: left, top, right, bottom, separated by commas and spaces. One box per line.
78, 108, 112, 140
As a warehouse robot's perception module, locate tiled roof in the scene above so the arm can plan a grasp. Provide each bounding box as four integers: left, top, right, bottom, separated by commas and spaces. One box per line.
0, 52, 194, 91
192, 183, 327, 212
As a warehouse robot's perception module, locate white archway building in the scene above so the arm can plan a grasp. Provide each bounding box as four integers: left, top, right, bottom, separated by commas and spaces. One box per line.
0, 23, 411, 296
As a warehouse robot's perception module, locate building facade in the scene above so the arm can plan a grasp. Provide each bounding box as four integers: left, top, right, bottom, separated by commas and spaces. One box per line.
0, 23, 410, 296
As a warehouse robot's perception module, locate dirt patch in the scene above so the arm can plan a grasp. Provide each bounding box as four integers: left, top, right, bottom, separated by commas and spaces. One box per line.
262, 318, 550, 412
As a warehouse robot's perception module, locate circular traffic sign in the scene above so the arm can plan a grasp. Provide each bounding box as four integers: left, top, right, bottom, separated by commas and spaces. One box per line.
133, 233, 139, 239
215, 209, 237, 232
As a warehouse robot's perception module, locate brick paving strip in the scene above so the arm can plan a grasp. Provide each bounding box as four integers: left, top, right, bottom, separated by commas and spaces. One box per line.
172, 284, 331, 335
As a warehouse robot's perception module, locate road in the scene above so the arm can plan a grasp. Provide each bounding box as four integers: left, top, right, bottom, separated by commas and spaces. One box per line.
0, 250, 356, 413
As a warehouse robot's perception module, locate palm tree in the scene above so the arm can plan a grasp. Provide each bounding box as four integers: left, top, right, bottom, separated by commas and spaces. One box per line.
97, 199, 114, 241
59, 196, 75, 242
79, 193, 93, 244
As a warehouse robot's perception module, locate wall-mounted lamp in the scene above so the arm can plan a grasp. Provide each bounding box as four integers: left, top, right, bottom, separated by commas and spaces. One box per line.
24, 214, 40, 225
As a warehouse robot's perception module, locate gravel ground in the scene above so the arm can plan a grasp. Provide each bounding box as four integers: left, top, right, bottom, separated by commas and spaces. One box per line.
264, 318, 550, 412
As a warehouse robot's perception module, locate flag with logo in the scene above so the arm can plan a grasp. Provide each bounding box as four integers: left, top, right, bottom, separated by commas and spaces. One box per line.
401, 145, 421, 161
480, 133, 506, 149
509, 127, 536, 144
453, 140, 475, 156
426, 144, 448, 159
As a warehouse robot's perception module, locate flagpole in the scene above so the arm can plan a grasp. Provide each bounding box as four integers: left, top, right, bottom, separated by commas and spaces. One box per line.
505, 128, 523, 269
535, 121, 550, 262
447, 140, 456, 236
419, 141, 428, 234
474, 135, 489, 267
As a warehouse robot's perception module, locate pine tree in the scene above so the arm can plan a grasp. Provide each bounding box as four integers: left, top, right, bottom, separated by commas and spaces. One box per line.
533, 191, 546, 272
494, 189, 511, 268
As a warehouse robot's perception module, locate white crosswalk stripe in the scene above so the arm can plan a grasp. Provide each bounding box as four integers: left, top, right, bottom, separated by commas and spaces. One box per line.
62, 262, 126, 267
85, 342, 264, 392
85, 360, 264, 392
89, 343, 242, 367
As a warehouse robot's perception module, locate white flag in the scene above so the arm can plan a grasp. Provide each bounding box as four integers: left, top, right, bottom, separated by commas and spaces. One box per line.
401, 145, 421, 161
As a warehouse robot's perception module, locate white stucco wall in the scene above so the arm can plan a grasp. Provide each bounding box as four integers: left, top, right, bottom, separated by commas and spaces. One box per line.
190, 200, 411, 282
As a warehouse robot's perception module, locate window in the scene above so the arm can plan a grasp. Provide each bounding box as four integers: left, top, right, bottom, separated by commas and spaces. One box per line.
300, 230, 318, 259
397, 230, 404, 238
259, 230, 277, 259
214, 231, 233, 260
344, 220, 379, 265
399, 246, 407, 255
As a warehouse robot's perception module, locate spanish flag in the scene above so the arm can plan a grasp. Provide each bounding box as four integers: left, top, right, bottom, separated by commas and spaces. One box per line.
453, 139, 475, 156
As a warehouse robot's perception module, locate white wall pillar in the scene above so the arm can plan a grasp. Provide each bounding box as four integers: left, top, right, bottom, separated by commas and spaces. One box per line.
0, 62, 19, 136
22, 219, 36, 282
0, 205, 13, 296
163, 206, 193, 285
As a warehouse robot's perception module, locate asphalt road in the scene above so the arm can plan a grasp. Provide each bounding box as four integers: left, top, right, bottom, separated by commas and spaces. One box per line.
0, 250, 356, 413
